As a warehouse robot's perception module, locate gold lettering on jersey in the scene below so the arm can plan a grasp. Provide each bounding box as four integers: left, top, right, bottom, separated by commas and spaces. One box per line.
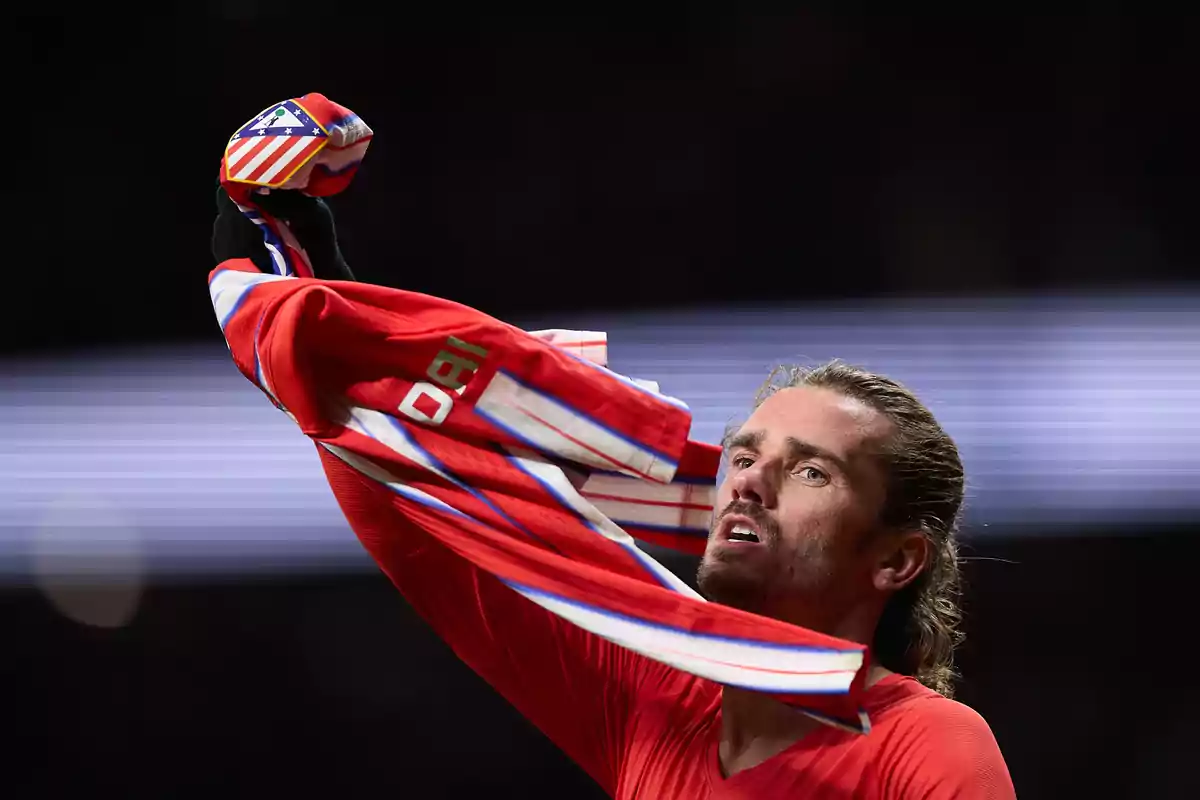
427, 351, 479, 391
447, 336, 489, 359
398, 336, 491, 427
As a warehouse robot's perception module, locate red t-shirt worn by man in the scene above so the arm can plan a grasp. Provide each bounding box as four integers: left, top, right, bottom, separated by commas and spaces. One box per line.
327, 446, 1014, 799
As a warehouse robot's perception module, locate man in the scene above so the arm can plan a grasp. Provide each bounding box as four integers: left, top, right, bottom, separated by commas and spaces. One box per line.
212, 186, 1015, 798
696, 363, 1011, 793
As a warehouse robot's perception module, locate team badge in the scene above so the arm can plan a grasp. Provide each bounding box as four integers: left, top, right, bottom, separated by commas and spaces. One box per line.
223, 99, 329, 188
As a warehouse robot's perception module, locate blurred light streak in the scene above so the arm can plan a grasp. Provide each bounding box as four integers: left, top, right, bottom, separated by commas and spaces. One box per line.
1, 291, 1195, 581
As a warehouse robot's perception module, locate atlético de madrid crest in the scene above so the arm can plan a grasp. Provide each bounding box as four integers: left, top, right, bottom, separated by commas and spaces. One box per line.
223, 99, 329, 188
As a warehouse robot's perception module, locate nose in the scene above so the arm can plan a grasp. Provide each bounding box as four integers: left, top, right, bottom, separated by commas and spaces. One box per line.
730, 459, 777, 509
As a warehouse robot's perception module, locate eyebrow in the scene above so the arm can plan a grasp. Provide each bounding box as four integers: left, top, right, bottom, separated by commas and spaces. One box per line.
723, 429, 852, 476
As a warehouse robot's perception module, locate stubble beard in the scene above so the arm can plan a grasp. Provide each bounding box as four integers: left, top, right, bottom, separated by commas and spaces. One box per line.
696, 503, 838, 620
696, 559, 768, 612
695, 501, 780, 612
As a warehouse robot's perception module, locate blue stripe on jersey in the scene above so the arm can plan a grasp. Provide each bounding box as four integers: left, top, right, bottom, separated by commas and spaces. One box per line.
556, 348, 690, 412
209, 268, 281, 330
587, 467, 715, 487
378, 416, 564, 556
237, 204, 294, 277
496, 369, 680, 474
315, 159, 363, 178
500, 447, 681, 593
319, 442, 476, 524
502, 580, 855, 655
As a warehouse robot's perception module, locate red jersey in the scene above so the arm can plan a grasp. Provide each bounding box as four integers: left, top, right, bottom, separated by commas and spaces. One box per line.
208, 260, 1015, 797
320, 445, 1015, 799
209, 262, 870, 724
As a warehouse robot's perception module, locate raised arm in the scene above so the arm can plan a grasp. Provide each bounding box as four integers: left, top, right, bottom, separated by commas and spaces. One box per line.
209, 189, 674, 791
207, 177, 870, 779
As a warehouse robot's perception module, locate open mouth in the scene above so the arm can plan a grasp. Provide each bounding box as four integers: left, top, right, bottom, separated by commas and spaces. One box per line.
726, 523, 761, 544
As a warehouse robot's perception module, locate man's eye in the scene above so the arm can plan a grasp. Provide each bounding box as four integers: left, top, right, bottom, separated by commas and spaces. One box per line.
797, 466, 827, 483
732, 456, 755, 469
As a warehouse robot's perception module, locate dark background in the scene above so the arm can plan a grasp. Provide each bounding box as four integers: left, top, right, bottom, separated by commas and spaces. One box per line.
6, 10, 1200, 798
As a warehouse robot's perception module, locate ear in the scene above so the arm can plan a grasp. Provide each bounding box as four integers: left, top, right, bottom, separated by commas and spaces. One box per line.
872, 530, 929, 592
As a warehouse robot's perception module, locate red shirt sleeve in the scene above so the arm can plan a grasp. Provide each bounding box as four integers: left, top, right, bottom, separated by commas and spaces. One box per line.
876, 696, 1016, 800
318, 446, 646, 795
210, 261, 684, 794
209, 260, 693, 468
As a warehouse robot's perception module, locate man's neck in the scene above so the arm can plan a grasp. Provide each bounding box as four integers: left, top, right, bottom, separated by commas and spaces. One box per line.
716, 663, 893, 778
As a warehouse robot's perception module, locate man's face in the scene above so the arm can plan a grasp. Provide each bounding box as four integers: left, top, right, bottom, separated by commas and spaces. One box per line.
697, 386, 893, 630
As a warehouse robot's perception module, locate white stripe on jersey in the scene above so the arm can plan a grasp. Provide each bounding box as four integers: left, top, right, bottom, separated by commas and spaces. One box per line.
336, 404, 458, 487
525, 330, 675, 405
584, 498, 712, 533
502, 446, 702, 598
258, 136, 321, 184
225, 137, 257, 169
321, 440, 862, 696
271, 219, 313, 275
320, 442, 467, 519
232, 135, 290, 180
476, 370, 677, 484
581, 473, 716, 510
208, 268, 292, 330
580, 472, 715, 533
527, 329, 608, 366
570, 354, 690, 412
506, 583, 862, 691
233, 201, 302, 277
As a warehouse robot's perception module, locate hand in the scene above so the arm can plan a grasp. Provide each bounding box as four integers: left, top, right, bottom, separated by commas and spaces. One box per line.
211, 182, 273, 273
210, 183, 356, 281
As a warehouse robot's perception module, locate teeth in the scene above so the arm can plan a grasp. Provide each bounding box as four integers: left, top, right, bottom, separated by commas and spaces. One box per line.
729, 525, 760, 542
